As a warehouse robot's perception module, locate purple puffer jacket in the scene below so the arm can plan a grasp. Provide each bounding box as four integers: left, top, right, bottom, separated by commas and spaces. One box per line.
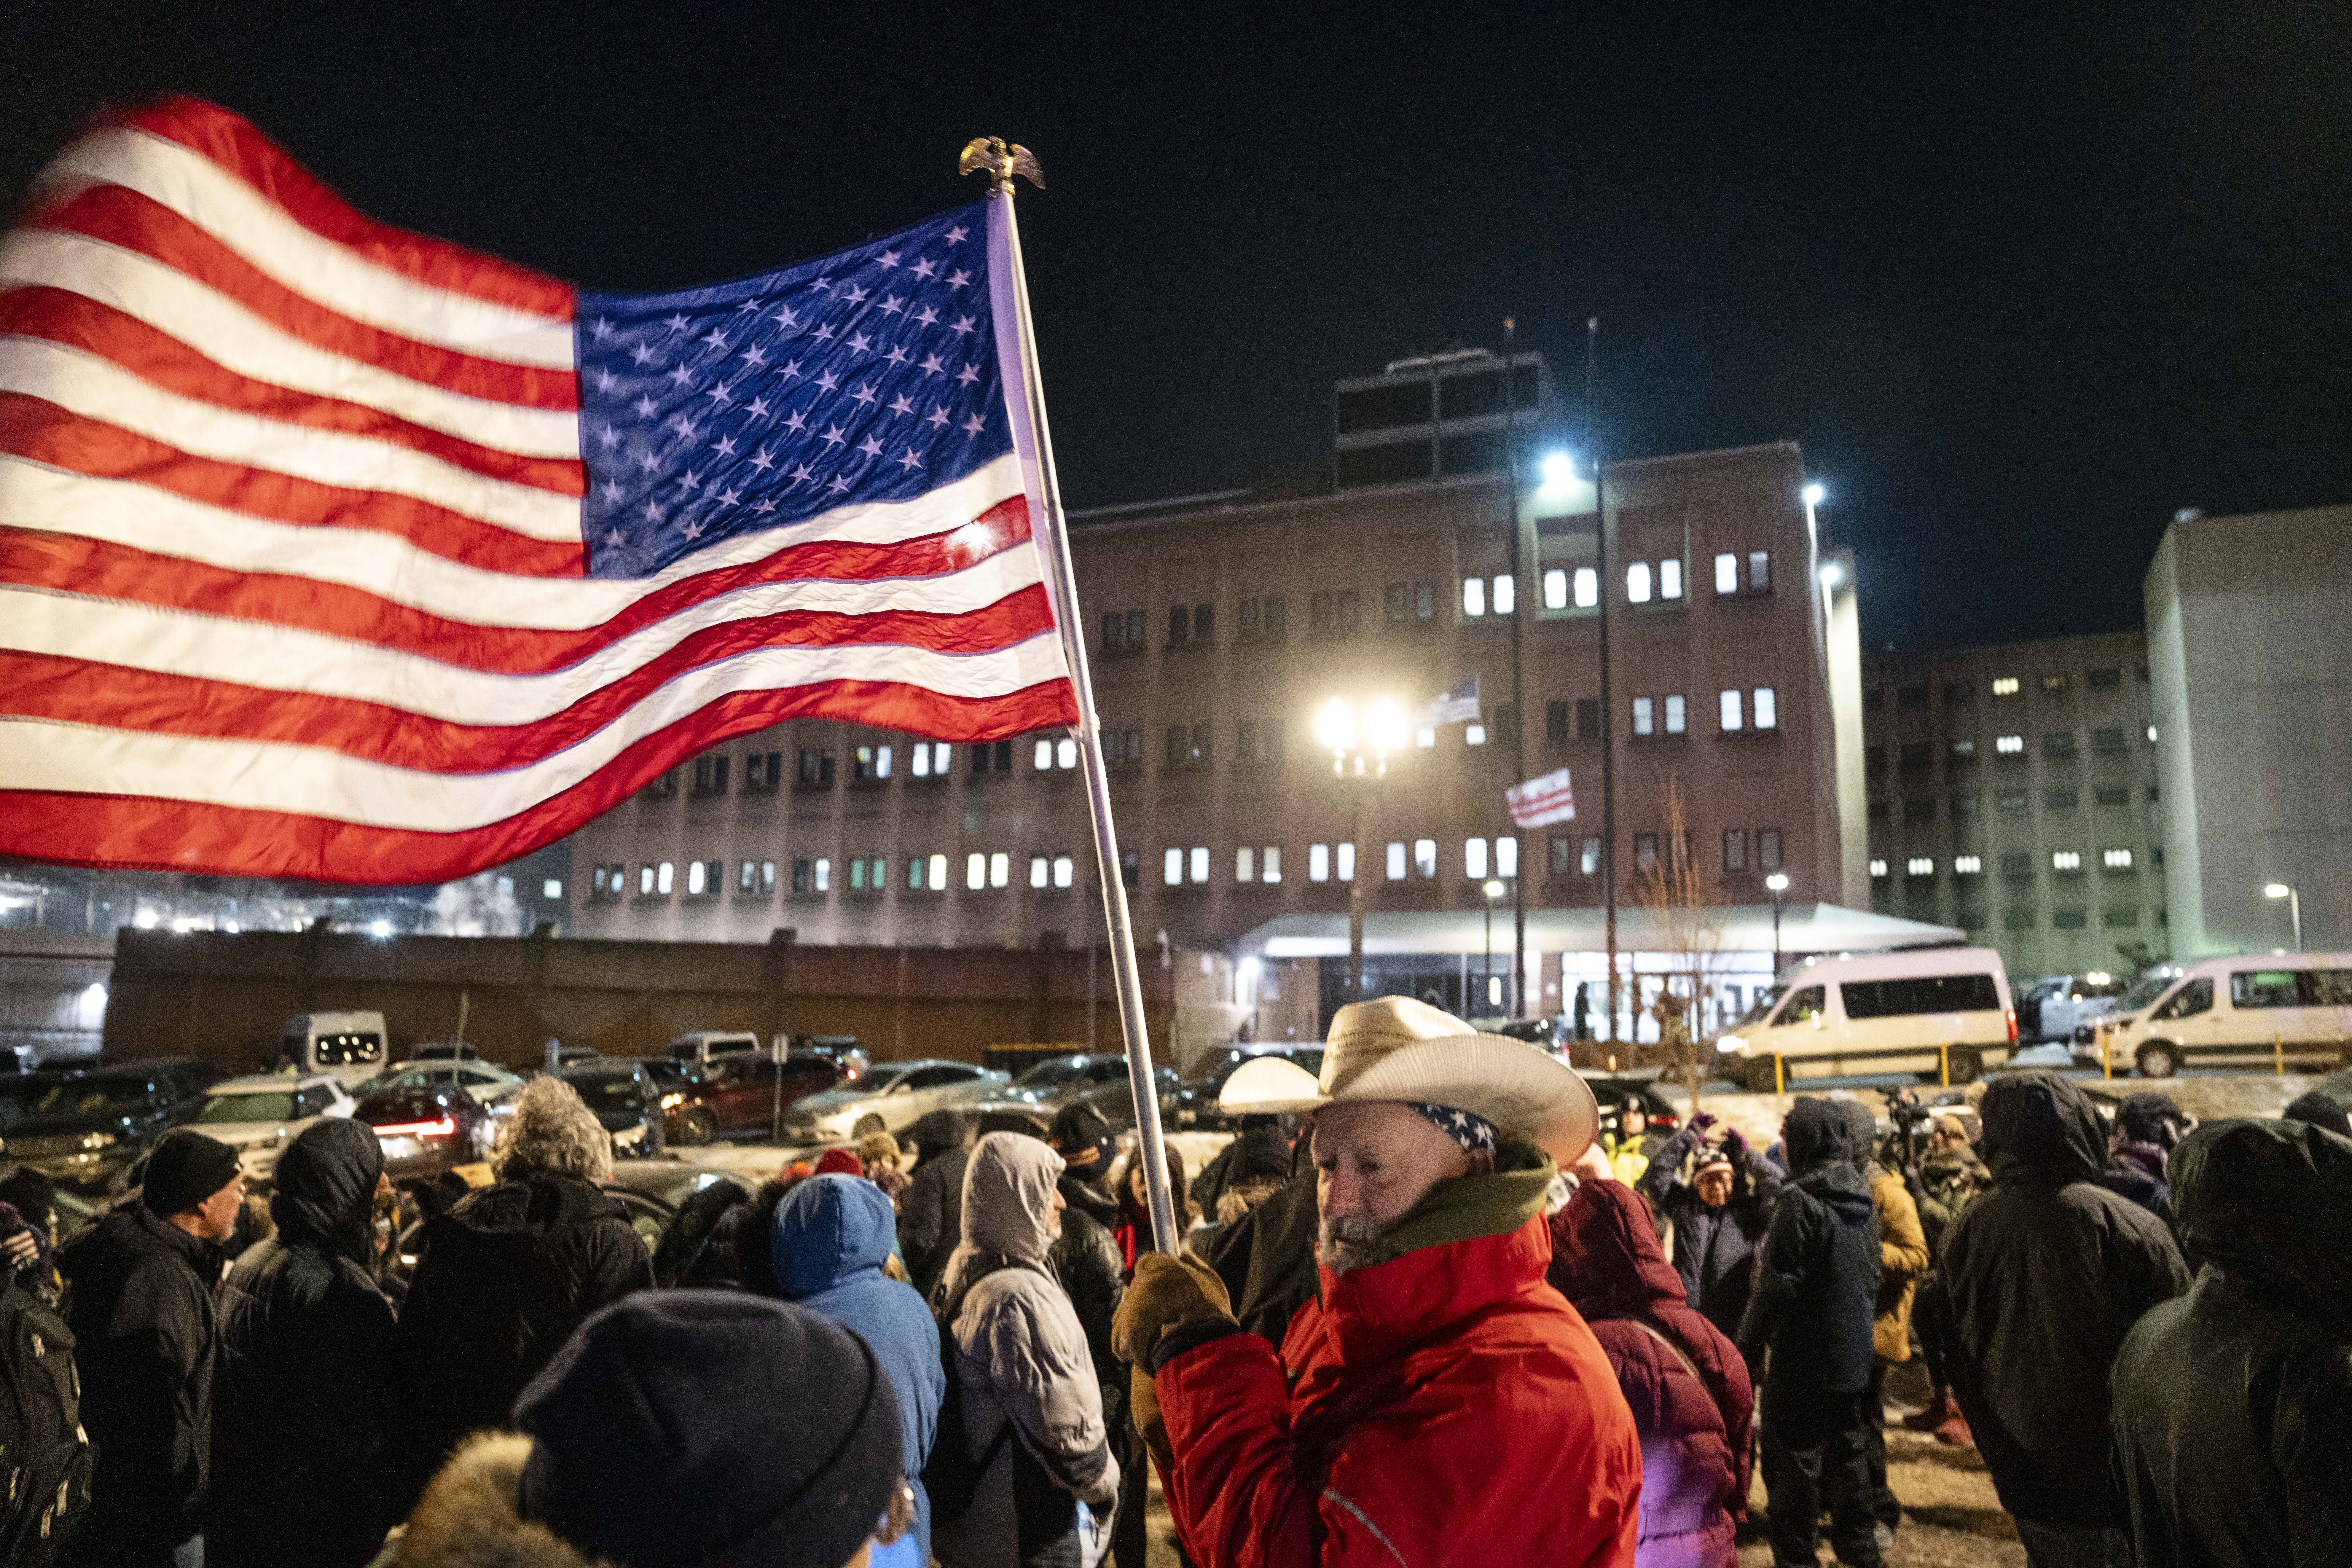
1550, 1178, 1754, 1568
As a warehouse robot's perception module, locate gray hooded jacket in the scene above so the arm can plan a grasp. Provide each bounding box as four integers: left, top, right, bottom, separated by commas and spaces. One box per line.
933, 1133, 1117, 1568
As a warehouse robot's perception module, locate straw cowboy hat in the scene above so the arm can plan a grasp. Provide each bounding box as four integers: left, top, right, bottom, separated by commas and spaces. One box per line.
1219, 995, 1599, 1165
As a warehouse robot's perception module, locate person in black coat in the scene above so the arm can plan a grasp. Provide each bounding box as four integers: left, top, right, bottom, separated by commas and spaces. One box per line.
1640, 1110, 1783, 1340
1046, 1105, 1128, 1411
1189, 1117, 1291, 1219
209, 1117, 399, 1568
899, 1109, 970, 1302
60, 1129, 245, 1568
395, 1078, 652, 1501
2110, 1116, 2352, 1567
1934, 1072, 2188, 1568
1736, 1097, 1885, 1568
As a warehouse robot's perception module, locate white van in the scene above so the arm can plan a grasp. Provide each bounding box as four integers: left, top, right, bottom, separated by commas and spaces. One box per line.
1717, 947, 2016, 1092
667, 1030, 763, 1069
2093, 953, 2352, 1078
279, 1010, 389, 1088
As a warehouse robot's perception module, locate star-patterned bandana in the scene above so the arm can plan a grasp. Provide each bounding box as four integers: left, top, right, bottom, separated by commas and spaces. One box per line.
1408, 1101, 1499, 1155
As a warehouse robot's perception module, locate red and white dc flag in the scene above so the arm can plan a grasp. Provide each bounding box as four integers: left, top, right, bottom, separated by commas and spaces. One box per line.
0, 98, 1079, 883
1506, 766, 1577, 828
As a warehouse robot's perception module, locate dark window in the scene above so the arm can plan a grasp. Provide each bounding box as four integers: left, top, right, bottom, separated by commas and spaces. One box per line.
1723, 829, 1749, 871
1950, 793, 1979, 820
1102, 610, 1146, 654
1120, 848, 1139, 887
2091, 726, 2128, 755
2052, 909, 2088, 930
2045, 787, 2079, 809
1998, 791, 2028, 812
967, 739, 1014, 776
2104, 906, 2141, 928
791, 858, 811, 893
1577, 697, 1602, 742
1869, 801, 1889, 821
1748, 551, 1772, 592
1117, 728, 1143, 767
1192, 725, 1211, 764
2088, 667, 2121, 689
1840, 973, 2002, 1018
1899, 742, 1932, 771
691, 755, 730, 796
1944, 681, 1975, 704
1336, 381, 1431, 434
2003, 907, 2036, 930
1546, 700, 1569, 743
1898, 684, 1930, 710
1777, 986, 1826, 1025
1337, 442, 1432, 487
1549, 835, 1571, 874
1758, 829, 1782, 871
796, 749, 834, 787
1904, 799, 1935, 823
1192, 602, 1213, 641
2153, 978, 2213, 1020
2000, 851, 2034, 874
2043, 731, 2077, 760
2095, 785, 2132, 806
742, 752, 782, 793
641, 767, 679, 800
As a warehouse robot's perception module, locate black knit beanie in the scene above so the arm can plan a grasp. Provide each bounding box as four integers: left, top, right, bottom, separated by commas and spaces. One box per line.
512, 1291, 902, 1568
0, 1166, 56, 1232
140, 1129, 241, 1217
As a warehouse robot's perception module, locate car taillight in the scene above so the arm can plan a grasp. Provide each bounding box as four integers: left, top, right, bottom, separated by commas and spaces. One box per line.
1652, 1109, 1679, 1129
372, 1116, 455, 1138
2006, 1008, 2018, 1044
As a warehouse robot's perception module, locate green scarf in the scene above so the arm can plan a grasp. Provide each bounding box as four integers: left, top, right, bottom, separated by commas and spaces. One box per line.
1368, 1140, 1555, 1267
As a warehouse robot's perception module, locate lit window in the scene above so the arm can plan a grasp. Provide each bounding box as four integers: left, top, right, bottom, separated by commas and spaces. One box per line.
1034, 739, 1054, 770
1992, 676, 2020, 696
849, 858, 867, 892
906, 856, 925, 890
687, 860, 708, 896
1720, 689, 1744, 731
1748, 551, 1771, 591
876, 745, 892, 778
1386, 841, 1407, 881
1466, 724, 1487, 746
1236, 846, 1256, 883
926, 854, 947, 891
542, 878, 562, 900
1163, 847, 1184, 886
912, 743, 931, 778
814, 858, 831, 892
1574, 567, 1598, 608
656, 861, 675, 895
1955, 855, 1982, 874
1466, 838, 1488, 879
1870, 859, 1889, 878
2053, 850, 2082, 871
1496, 835, 1517, 876
1907, 857, 1935, 876
1714, 552, 1739, 594
1754, 687, 1778, 729
1337, 842, 1356, 881
1053, 853, 1073, 888
1659, 559, 1683, 600
1542, 568, 1568, 609
1057, 737, 1078, 769
1030, 853, 1049, 889
639, 864, 656, 895
2103, 848, 2134, 869
1491, 574, 1514, 614
971, 853, 990, 891
1414, 839, 1437, 878
1632, 697, 1655, 737
1664, 694, 1686, 735
762, 860, 778, 893
1627, 562, 1652, 603
1579, 836, 1601, 874
736, 861, 755, 894
1261, 846, 1281, 883
989, 852, 1009, 888
1996, 734, 2024, 754
1415, 726, 1436, 748
1462, 578, 1486, 617
1309, 843, 1330, 882
1188, 846, 1209, 884
2146, 725, 2157, 743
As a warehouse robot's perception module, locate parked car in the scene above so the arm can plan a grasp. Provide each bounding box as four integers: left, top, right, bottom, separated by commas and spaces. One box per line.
1169, 1046, 1327, 1130
351, 1081, 497, 1183
405, 1042, 486, 1065
2020, 973, 2129, 1045
666, 1031, 763, 1070
356, 1059, 528, 1110
664, 1053, 843, 1146
189, 1072, 356, 1183
558, 1060, 668, 1157
961, 1061, 1180, 1140
0, 1068, 77, 1132
996, 1054, 1144, 1108
1716, 947, 2017, 1091
2091, 952, 2352, 1078
779, 1059, 1005, 1142
279, 1010, 389, 1088
1584, 1078, 1684, 1147
0, 1060, 224, 1192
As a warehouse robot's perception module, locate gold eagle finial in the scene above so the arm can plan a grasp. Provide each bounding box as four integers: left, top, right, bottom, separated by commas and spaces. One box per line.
957, 137, 1044, 197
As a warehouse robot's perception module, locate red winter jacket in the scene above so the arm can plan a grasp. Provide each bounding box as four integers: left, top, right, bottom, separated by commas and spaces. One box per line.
1156, 1212, 1641, 1567
1548, 1180, 1753, 1568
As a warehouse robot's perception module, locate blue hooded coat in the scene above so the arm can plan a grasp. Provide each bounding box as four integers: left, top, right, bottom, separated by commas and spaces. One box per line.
773, 1174, 944, 1564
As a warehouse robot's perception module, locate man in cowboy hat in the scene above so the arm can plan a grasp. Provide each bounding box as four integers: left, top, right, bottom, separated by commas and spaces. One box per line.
1112, 996, 1641, 1567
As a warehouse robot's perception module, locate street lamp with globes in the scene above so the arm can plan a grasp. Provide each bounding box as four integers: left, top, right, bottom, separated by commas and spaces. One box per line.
1765, 873, 1790, 974
1317, 696, 1409, 1005
2265, 882, 2302, 952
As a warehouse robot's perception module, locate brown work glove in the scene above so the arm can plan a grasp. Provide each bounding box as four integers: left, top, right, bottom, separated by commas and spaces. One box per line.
1114, 1253, 1235, 1474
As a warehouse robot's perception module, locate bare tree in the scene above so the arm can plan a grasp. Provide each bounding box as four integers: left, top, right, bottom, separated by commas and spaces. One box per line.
1630, 771, 1731, 1116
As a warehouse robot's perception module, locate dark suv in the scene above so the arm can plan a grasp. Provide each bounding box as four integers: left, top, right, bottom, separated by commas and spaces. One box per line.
665, 1053, 842, 1146
0, 1060, 224, 1192
558, 1060, 667, 1157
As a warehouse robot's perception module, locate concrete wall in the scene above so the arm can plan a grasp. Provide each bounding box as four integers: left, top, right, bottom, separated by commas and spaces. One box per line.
2148, 504, 2352, 956
0, 931, 113, 1064
100, 926, 1177, 1077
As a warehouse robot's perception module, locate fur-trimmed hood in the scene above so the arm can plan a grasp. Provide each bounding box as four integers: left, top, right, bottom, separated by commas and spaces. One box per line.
394, 1433, 608, 1568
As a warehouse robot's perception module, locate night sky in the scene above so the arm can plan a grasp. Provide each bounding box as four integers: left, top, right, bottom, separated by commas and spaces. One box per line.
5, 5, 2345, 652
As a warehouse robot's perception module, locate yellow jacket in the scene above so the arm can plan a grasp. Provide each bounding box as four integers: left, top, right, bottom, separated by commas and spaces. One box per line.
1870, 1167, 1931, 1361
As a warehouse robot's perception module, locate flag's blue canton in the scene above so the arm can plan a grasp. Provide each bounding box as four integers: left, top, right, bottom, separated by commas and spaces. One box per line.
576, 201, 1010, 578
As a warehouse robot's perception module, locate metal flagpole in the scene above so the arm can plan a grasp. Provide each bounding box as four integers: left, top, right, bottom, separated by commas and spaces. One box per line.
965, 139, 1180, 1254
1588, 317, 1619, 1051
1502, 319, 1527, 1018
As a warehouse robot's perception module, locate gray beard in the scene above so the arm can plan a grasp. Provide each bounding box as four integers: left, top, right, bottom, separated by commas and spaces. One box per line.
1317, 1212, 1385, 1273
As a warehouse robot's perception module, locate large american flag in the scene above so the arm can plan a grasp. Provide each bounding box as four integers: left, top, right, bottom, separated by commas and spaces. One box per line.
0, 98, 1078, 883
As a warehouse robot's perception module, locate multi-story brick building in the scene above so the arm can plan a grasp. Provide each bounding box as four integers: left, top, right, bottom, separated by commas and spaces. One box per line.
1861, 631, 2166, 983
572, 353, 1879, 1046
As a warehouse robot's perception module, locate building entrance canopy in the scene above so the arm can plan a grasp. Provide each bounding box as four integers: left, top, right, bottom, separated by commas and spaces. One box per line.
1237, 902, 1963, 959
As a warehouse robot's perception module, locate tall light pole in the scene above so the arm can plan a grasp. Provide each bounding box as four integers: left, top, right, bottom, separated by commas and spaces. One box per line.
1766, 872, 1790, 975
1482, 878, 1506, 1016
1317, 696, 1407, 1009
2265, 881, 2302, 952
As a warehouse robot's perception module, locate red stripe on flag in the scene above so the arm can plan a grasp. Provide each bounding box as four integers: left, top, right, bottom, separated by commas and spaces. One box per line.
0, 589, 1062, 769
32, 186, 577, 407
0, 394, 586, 575
0, 288, 583, 494
0, 493, 1034, 674
114, 97, 576, 321
0, 680, 1081, 884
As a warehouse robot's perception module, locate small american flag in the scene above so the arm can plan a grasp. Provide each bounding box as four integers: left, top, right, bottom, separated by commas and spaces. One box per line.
0, 99, 1077, 883
1420, 673, 1481, 727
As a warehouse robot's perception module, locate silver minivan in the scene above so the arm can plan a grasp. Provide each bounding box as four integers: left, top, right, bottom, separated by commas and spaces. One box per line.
2093, 953, 2352, 1078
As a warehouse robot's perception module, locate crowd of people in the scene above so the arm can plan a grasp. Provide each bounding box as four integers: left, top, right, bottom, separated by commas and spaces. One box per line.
0, 1017, 2344, 1568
